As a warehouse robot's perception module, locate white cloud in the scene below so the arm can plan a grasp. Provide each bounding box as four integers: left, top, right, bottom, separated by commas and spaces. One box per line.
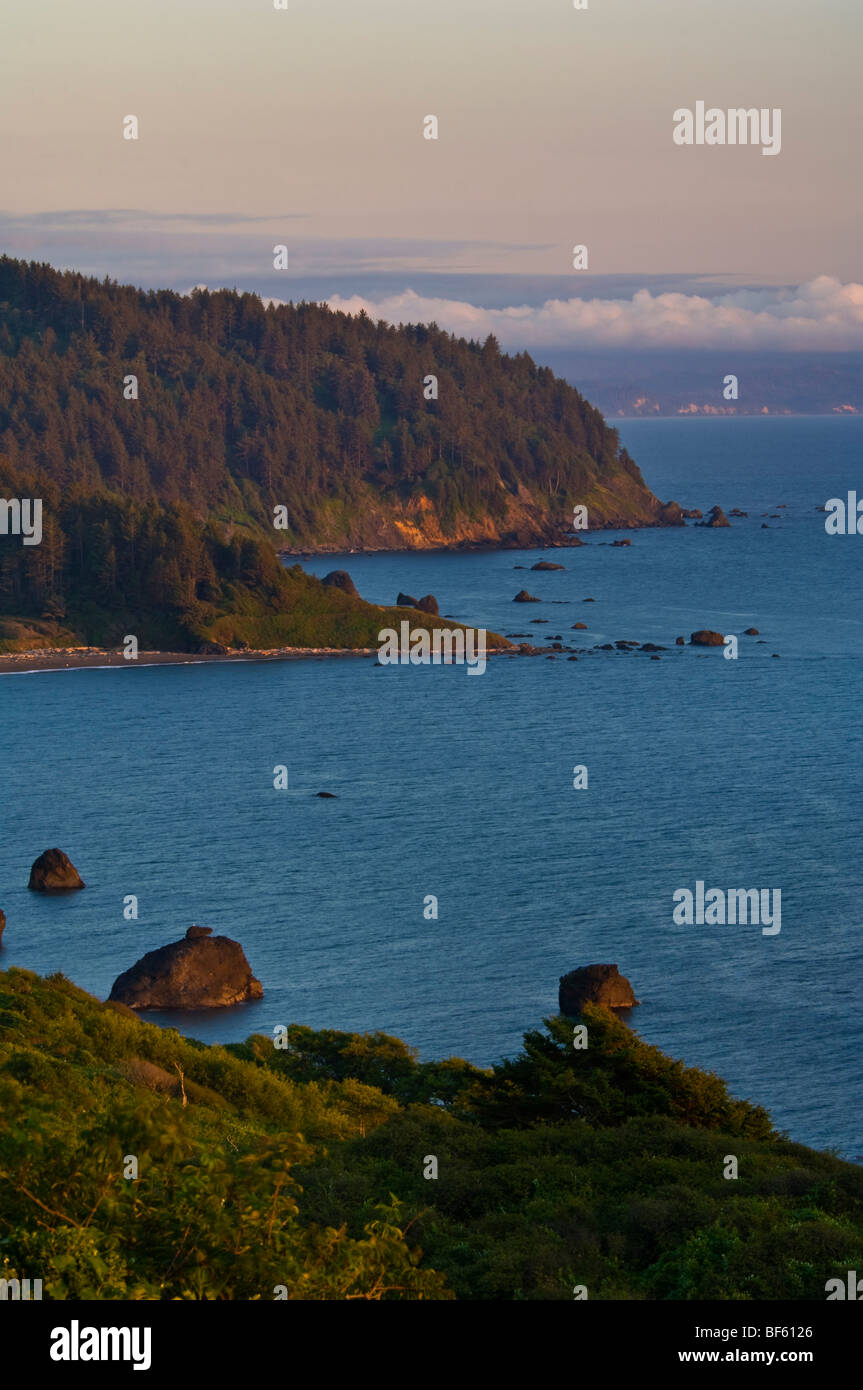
309, 277, 863, 352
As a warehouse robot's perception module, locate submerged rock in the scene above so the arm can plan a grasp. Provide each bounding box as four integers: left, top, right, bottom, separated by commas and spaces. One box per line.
559, 964, 639, 1014
531, 561, 565, 571
108, 927, 263, 1010
744, 627, 760, 636
28, 849, 85, 893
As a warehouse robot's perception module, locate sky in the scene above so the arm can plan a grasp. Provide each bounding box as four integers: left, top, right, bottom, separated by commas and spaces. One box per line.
1, 0, 860, 353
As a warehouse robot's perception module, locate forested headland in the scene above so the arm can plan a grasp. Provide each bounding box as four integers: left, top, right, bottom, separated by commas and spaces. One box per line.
0, 255, 676, 649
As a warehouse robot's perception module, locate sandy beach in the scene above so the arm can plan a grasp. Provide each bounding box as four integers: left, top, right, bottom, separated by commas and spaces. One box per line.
0, 646, 379, 675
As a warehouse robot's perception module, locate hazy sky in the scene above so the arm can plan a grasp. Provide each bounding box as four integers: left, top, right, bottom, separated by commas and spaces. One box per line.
1, 0, 860, 350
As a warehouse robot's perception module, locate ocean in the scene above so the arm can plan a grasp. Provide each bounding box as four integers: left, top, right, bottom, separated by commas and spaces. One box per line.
1, 415, 861, 1157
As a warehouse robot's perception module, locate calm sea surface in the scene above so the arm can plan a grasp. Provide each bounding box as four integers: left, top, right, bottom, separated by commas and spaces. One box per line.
1, 417, 861, 1156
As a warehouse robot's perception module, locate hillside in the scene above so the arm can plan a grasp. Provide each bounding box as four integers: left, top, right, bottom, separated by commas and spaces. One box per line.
1, 967, 861, 1300
0, 456, 510, 653
0, 256, 677, 553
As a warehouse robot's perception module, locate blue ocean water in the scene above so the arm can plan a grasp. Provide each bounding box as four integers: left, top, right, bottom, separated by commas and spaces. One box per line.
1, 416, 860, 1157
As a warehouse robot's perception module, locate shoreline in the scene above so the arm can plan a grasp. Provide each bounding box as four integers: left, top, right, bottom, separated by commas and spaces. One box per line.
0, 646, 380, 675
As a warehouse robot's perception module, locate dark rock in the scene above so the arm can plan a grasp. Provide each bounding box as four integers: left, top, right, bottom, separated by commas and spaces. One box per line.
0, 909, 5, 944
567, 656, 578, 661
572, 622, 588, 629
28, 849, 85, 893
681, 508, 703, 519
185, 925, 212, 940
416, 594, 439, 615
316, 791, 338, 798
396, 591, 418, 607
612, 538, 632, 547
772, 653, 781, 658
514, 590, 541, 602
650, 655, 661, 660
322, 570, 359, 597
583, 597, 596, 602
531, 561, 565, 571
744, 627, 760, 636
729, 509, 749, 517
690, 630, 725, 647
761, 523, 769, 528
640, 643, 667, 652
109, 930, 263, 1010
659, 501, 686, 525
697, 505, 731, 528
559, 964, 639, 1014
675, 636, 685, 645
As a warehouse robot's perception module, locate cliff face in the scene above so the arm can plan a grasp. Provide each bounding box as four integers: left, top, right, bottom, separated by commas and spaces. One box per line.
282, 473, 678, 554
0, 256, 675, 554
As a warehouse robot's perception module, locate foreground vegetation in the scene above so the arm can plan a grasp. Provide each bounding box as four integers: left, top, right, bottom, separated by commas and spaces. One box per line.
1, 969, 860, 1299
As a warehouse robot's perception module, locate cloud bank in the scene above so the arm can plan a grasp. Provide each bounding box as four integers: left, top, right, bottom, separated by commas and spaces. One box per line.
319, 278, 863, 353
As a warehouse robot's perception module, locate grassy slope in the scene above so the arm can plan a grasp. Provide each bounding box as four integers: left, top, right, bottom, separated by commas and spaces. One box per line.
1, 969, 861, 1300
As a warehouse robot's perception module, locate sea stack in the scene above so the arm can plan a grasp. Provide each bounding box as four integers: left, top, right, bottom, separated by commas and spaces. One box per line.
108, 926, 263, 1010
559, 964, 639, 1014
28, 849, 85, 892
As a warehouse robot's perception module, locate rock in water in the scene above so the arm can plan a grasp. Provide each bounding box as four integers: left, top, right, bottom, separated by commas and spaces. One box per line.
415, 594, 439, 615
697, 505, 731, 528
28, 848, 85, 892
531, 561, 565, 571
108, 926, 263, 1009
690, 629, 725, 646
513, 589, 541, 602
0, 909, 5, 944
559, 964, 639, 1014
396, 592, 418, 607
322, 570, 359, 597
